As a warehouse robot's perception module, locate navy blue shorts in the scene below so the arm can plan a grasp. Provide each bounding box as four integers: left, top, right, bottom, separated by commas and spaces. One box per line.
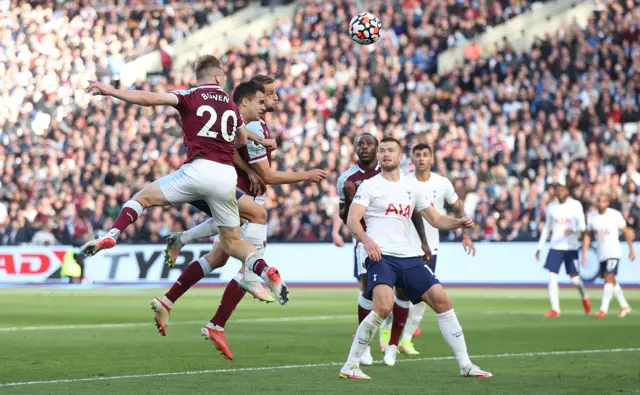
544, 249, 579, 275
366, 255, 440, 304
427, 255, 438, 273
190, 190, 245, 217
600, 258, 620, 275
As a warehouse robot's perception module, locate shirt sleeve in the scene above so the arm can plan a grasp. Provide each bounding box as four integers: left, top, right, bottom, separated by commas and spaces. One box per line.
244, 122, 267, 164
414, 184, 431, 212
169, 89, 190, 112
337, 173, 347, 203
444, 178, 459, 205
352, 180, 372, 208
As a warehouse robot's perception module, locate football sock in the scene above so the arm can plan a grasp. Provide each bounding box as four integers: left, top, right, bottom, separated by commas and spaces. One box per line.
346, 311, 384, 366
246, 252, 269, 278
245, 223, 267, 256
548, 272, 560, 312
600, 283, 614, 313
613, 284, 630, 309
210, 273, 246, 330
390, 297, 410, 346
402, 302, 427, 342
436, 309, 472, 369
571, 275, 588, 300
165, 257, 207, 303
180, 218, 219, 244
110, 200, 143, 239
358, 293, 373, 324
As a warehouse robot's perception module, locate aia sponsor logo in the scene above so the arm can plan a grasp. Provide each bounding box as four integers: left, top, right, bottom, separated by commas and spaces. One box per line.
597, 229, 612, 237
554, 218, 572, 225
0, 250, 66, 275
385, 203, 411, 217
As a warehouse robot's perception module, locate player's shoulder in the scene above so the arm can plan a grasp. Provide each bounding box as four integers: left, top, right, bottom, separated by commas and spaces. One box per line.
606, 207, 623, 218
339, 164, 360, 181
245, 120, 266, 136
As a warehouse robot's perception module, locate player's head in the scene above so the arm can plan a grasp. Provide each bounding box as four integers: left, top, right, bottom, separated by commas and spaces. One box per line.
597, 192, 611, 212
378, 137, 403, 171
355, 133, 378, 166
194, 55, 225, 85
411, 143, 433, 172
250, 74, 278, 112
232, 81, 266, 122
555, 182, 569, 203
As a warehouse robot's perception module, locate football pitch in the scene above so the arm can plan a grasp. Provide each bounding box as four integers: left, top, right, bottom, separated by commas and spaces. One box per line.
0, 287, 639, 394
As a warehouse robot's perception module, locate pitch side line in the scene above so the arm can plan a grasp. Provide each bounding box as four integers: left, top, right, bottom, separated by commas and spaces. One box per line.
0, 315, 355, 333
1, 348, 638, 388
0, 310, 602, 333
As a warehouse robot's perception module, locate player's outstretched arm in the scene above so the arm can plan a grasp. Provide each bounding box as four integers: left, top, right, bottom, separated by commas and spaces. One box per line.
233, 151, 265, 195
450, 199, 476, 256
240, 125, 277, 150
420, 206, 473, 230
86, 81, 178, 107
251, 159, 328, 185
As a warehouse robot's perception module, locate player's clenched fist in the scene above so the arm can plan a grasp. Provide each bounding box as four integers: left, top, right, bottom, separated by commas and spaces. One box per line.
364, 239, 382, 262
305, 169, 329, 182
86, 81, 112, 96
459, 216, 475, 229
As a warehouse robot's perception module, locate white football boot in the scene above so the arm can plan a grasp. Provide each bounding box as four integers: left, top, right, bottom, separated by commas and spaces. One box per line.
383, 345, 398, 366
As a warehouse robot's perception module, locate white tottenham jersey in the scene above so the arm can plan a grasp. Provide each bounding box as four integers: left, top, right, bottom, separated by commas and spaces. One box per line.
408, 172, 458, 255
537, 198, 586, 251
587, 208, 626, 261
352, 174, 430, 258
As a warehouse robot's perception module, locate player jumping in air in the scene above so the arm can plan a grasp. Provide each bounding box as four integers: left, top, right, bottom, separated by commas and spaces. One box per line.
536, 181, 590, 317
339, 137, 491, 380
151, 75, 328, 359
390, 143, 477, 356
336, 134, 429, 366
82, 56, 288, 306
583, 193, 635, 318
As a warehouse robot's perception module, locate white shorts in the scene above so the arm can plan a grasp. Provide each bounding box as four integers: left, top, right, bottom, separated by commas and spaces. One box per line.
354, 242, 367, 276
213, 191, 266, 243
158, 159, 240, 227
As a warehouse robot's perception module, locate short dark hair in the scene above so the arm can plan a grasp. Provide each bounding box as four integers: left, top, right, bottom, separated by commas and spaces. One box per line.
380, 136, 402, 149
355, 133, 379, 146
232, 80, 265, 105
250, 74, 276, 86
412, 143, 432, 154
194, 55, 222, 80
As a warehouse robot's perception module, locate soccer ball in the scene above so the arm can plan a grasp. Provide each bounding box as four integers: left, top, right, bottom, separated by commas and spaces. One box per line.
348, 12, 382, 45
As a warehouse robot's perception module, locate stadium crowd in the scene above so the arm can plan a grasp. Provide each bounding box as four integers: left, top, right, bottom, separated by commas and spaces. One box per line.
1, 0, 640, 247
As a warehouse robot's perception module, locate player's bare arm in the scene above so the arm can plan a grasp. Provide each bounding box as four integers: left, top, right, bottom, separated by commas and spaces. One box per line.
581, 230, 593, 266
347, 203, 382, 262
411, 209, 432, 263
86, 81, 179, 107
332, 202, 345, 247
340, 181, 356, 223
251, 156, 328, 185
623, 226, 636, 261
450, 199, 476, 256
420, 206, 474, 230
233, 151, 265, 195
241, 125, 277, 150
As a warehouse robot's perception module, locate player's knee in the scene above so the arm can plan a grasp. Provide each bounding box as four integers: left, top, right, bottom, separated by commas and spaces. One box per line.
433, 297, 452, 314
604, 273, 616, 284
374, 304, 393, 319
245, 206, 267, 225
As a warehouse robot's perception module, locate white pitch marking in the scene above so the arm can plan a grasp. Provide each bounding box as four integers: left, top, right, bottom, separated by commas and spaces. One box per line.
1, 348, 638, 387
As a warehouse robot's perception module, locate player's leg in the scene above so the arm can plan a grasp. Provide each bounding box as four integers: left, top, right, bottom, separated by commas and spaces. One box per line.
352, 243, 374, 365
612, 272, 632, 318
384, 288, 410, 366
340, 257, 396, 379
565, 250, 590, 314
404, 262, 492, 378
399, 256, 436, 354
543, 249, 563, 316
151, 242, 229, 336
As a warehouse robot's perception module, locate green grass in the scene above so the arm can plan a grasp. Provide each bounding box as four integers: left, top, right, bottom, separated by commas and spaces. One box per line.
0, 287, 639, 394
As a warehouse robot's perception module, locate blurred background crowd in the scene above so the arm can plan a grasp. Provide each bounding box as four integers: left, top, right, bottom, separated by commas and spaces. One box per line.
1, 0, 639, 247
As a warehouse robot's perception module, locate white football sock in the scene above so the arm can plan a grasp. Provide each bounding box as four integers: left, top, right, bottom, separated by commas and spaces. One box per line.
600, 283, 614, 313
244, 223, 267, 256
571, 275, 588, 300
436, 309, 472, 369
180, 218, 219, 245
613, 284, 630, 309
381, 313, 393, 330
402, 302, 427, 342
358, 293, 373, 310
548, 272, 561, 312
346, 311, 384, 366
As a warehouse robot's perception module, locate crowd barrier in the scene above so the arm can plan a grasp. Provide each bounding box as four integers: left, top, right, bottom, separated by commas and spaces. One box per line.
1, 243, 638, 286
